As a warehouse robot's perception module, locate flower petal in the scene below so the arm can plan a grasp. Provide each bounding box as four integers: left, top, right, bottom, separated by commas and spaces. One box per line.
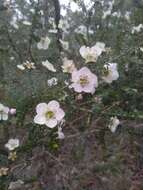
71, 83, 83, 93
55, 108, 65, 121
3, 106, 9, 114
2, 113, 8, 121
79, 46, 87, 58
17, 64, 25, 70
34, 114, 46, 125
36, 103, 48, 114
47, 100, 60, 109
42, 60, 56, 72
45, 119, 57, 128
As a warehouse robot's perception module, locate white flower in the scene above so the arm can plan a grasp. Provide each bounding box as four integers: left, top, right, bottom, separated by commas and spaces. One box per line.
0, 103, 9, 121
39, 10, 44, 16
61, 58, 76, 73
22, 20, 32, 26
83, 0, 94, 11
17, 61, 36, 70
140, 47, 143, 52
59, 39, 69, 50
102, 10, 112, 19
47, 77, 58, 87
5, 139, 20, 151
10, 57, 15, 60
56, 120, 65, 139
60, 8, 67, 17
79, 42, 105, 63
75, 25, 93, 36
42, 60, 56, 72
48, 29, 58, 33
131, 24, 143, 34
102, 63, 119, 83
9, 108, 16, 115
0, 167, 9, 176
34, 101, 65, 128
17, 64, 25, 70
10, 17, 19, 29
37, 36, 51, 50
112, 11, 121, 18
71, 67, 98, 94
59, 0, 69, 6
124, 11, 131, 20
23, 61, 36, 69
58, 19, 70, 32
108, 116, 120, 133
10, 21, 19, 29
96, 42, 106, 53
102, 0, 114, 19
57, 126, 65, 139
30, 8, 35, 13
70, 1, 81, 12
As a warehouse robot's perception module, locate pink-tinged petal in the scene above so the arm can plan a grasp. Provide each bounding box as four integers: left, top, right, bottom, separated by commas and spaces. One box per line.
45, 119, 57, 128
71, 83, 83, 93
36, 103, 48, 114
111, 71, 119, 80
71, 67, 98, 94
47, 100, 60, 109
109, 63, 117, 70
34, 114, 46, 125
82, 84, 95, 94
91, 88, 96, 95
9, 108, 16, 115
90, 74, 98, 87
78, 67, 91, 75
55, 108, 65, 121
3, 107, 9, 114
71, 70, 79, 82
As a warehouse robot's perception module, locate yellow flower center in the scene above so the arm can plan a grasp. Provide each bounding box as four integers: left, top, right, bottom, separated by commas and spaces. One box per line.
79, 75, 89, 87
45, 111, 54, 119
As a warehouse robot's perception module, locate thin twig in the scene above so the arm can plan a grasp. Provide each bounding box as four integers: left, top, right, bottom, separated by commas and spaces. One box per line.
66, 102, 119, 139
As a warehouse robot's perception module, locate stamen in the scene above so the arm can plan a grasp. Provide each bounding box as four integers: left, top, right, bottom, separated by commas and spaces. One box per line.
79, 75, 89, 87
45, 111, 54, 119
